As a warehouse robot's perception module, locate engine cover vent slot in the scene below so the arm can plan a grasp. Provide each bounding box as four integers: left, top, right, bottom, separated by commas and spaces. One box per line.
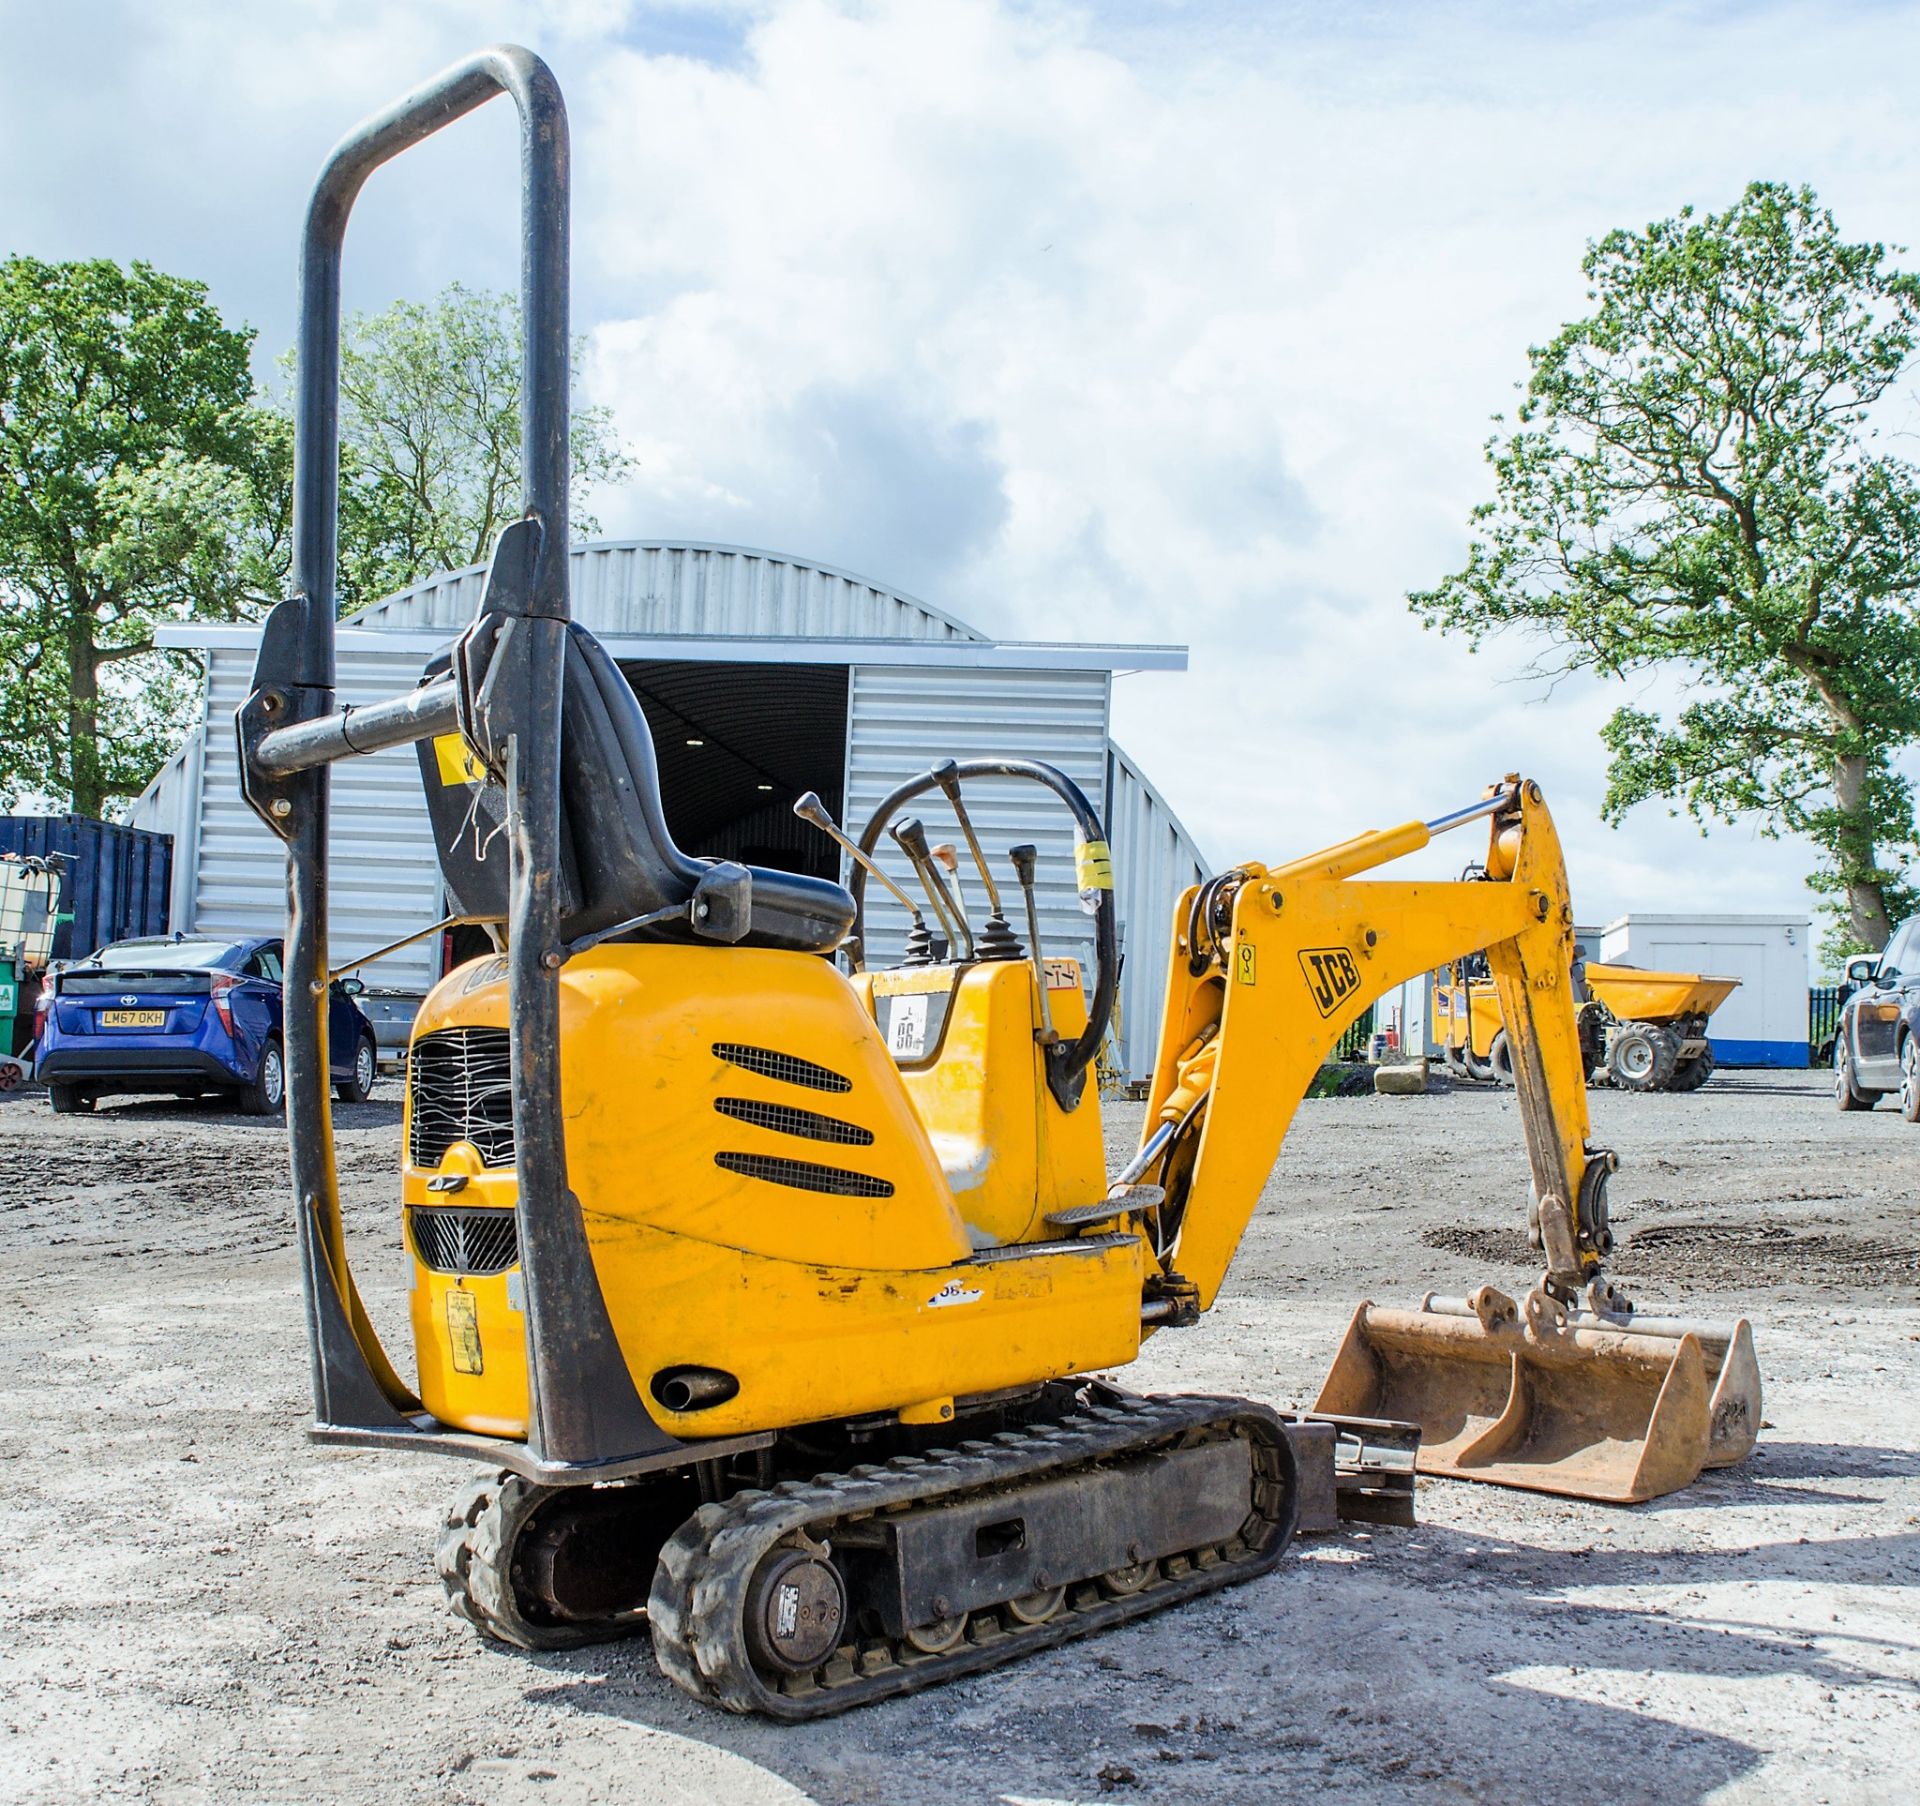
713, 1043, 851, 1094
715, 1151, 894, 1198
714, 1097, 874, 1146
409, 1206, 519, 1275
410, 1027, 515, 1168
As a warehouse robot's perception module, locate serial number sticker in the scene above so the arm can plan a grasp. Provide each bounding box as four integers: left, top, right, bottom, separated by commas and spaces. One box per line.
433, 733, 487, 788
1298, 946, 1362, 1017
1043, 958, 1080, 991
888, 993, 929, 1059
927, 1280, 984, 1309
446, 1288, 483, 1375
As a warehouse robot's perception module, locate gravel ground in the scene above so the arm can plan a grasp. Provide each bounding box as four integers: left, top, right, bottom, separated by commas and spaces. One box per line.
1, 1068, 1915, 1805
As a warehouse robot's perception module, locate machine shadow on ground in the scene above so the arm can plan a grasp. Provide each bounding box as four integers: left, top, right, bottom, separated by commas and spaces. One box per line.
507, 1529, 1778, 1806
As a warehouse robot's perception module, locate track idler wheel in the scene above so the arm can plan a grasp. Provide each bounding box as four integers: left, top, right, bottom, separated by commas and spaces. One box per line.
437, 1472, 671, 1651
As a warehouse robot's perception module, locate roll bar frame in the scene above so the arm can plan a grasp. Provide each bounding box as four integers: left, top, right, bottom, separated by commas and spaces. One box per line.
237, 47, 766, 1482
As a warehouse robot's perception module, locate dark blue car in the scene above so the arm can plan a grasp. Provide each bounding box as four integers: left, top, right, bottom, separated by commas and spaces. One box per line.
34, 934, 377, 1115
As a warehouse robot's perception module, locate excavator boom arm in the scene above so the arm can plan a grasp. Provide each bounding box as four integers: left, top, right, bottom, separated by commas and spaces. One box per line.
1142, 778, 1606, 1310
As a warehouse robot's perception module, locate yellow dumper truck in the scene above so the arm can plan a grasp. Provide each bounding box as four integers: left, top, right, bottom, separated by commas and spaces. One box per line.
1437, 953, 1739, 1092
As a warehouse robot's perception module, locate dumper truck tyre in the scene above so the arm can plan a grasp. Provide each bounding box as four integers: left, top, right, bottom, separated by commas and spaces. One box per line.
1488, 1029, 1516, 1086
1834, 1039, 1881, 1111
48, 1083, 93, 1115
1608, 1022, 1677, 1092
1900, 1035, 1920, 1123
1669, 1046, 1715, 1092
1461, 1043, 1494, 1083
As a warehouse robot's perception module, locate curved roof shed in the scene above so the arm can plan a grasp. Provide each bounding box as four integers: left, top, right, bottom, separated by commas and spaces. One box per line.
144, 539, 1205, 1081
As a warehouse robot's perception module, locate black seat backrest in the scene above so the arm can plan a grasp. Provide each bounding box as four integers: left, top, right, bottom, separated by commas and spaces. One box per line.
417, 624, 854, 956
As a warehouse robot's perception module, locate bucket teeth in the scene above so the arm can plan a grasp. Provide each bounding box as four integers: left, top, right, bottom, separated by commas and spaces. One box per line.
1314, 1288, 1761, 1505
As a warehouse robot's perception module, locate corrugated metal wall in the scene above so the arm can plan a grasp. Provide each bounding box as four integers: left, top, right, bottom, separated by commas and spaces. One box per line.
353, 541, 983, 642
843, 664, 1112, 987
1105, 741, 1209, 1082
198, 649, 444, 991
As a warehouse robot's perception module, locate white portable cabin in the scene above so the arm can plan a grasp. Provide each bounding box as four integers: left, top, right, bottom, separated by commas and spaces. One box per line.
1598, 912, 1811, 1068
135, 540, 1208, 1082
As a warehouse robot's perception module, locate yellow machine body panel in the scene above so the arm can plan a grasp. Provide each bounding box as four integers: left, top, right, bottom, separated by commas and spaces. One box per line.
1434, 973, 1505, 1060
403, 945, 1144, 1441
857, 958, 1106, 1248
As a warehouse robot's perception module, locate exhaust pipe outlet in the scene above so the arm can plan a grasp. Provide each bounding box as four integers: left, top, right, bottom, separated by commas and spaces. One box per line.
651, 1366, 741, 1413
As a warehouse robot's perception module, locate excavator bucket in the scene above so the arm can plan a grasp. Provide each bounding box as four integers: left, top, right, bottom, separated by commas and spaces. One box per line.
1314, 1288, 1761, 1504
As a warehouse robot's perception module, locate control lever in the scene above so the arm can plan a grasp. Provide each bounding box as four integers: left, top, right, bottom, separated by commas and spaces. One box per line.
931, 759, 1023, 960
1008, 843, 1056, 1042
892, 815, 973, 961
793, 791, 933, 964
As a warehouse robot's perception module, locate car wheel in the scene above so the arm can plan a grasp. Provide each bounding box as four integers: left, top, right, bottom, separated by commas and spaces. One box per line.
335, 1035, 378, 1104
48, 1083, 94, 1115
1834, 1038, 1878, 1112
243, 1036, 286, 1115
1901, 1037, 1920, 1124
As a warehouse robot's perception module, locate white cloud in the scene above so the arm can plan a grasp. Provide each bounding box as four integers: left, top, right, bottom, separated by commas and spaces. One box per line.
5, 0, 1916, 944
567, 0, 1920, 936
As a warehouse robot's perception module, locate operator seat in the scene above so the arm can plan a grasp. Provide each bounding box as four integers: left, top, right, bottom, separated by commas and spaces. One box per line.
415, 625, 856, 955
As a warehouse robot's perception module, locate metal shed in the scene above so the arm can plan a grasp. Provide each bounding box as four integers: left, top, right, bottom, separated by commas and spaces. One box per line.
135, 540, 1205, 1080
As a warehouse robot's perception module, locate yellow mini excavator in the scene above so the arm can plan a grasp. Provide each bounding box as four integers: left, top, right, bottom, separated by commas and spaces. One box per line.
240, 46, 1761, 1719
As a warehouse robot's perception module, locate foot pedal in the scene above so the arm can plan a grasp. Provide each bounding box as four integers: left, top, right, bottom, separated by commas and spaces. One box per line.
1044, 1184, 1165, 1231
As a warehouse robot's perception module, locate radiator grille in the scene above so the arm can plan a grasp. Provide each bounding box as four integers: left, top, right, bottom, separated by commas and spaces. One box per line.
409, 1027, 515, 1168
715, 1151, 894, 1198
713, 1043, 851, 1094
410, 1206, 519, 1275
714, 1097, 874, 1146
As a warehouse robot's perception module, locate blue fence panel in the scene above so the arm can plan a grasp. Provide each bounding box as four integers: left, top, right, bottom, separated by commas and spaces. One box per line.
0, 815, 173, 961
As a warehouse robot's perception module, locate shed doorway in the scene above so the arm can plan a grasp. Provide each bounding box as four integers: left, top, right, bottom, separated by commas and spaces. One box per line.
622, 659, 852, 882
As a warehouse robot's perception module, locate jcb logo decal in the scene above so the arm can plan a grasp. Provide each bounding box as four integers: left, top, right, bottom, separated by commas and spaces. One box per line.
1298, 946, 1362, 1017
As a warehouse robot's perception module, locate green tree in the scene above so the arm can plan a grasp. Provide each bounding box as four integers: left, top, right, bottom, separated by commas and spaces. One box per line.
1412, 182, 1920, 959
322, 283, 632, 613
0, 257, 287, 816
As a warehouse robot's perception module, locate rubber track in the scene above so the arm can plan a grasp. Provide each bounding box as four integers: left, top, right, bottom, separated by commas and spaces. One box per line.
648, 1391, 1298, 1719
437, 1471, 633, 1651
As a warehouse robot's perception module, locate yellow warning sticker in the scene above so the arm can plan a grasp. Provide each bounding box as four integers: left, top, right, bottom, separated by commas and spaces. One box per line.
1235, 943, 1257, 986
434, 733, 486, 788
1074, 838, 1114, 893
446, 1287, 483, 1375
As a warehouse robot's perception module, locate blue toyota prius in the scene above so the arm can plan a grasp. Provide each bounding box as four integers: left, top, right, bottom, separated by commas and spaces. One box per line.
33, 934, 377, 1115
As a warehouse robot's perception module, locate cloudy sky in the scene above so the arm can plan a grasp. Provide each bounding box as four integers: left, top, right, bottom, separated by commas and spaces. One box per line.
6, 0, 1919, 944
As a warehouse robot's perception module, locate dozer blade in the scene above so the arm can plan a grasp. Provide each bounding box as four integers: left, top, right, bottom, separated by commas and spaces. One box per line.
1313, 1287, 1761, 1504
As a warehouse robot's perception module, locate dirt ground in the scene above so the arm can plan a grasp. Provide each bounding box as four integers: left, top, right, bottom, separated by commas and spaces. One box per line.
2, 1068, 1915, 1806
